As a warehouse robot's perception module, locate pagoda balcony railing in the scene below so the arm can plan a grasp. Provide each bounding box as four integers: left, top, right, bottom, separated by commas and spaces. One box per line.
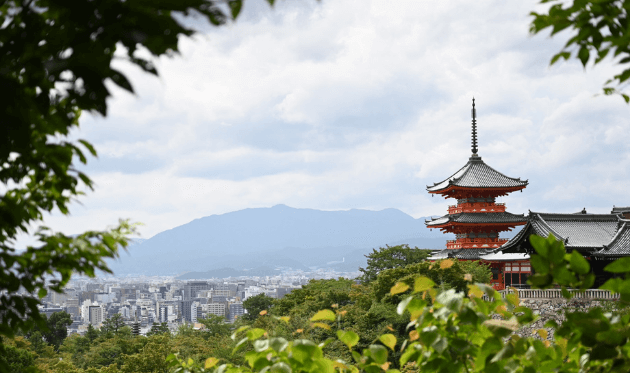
448, 202, 506, 214
446, 238, 509, 250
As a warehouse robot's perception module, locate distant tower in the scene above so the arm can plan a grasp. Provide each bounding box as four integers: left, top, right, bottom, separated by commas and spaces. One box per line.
131, 316, 140, 336
425, 99, 528, 289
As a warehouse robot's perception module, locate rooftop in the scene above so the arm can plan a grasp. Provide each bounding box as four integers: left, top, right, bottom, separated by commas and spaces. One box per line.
428, 248, 492, 260
426, 211, 527, 227
427, 156, 528, 193
500, 211, 620, 253
595, 219, 630, 258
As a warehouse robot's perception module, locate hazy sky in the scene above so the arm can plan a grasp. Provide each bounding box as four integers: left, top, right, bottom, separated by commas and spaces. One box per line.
47, 0, 630, 239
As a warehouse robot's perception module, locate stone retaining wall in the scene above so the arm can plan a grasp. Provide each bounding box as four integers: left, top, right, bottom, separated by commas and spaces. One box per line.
514, 298, 607, 340
484, 290, 618, 340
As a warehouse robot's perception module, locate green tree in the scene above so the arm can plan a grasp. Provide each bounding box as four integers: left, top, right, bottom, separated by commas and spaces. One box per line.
120, 334, 171, 373
101, 314, 126, 337
273, 278, 354, 318
359, 244, 430, 283
0, 0, 274, 343
530, 0, 630, 101
197, 315, 231, 337
85, 324, 99, 343
166, 235, 630, 373
25, 311, 72, 351
42, 311, 72, 350
243, 294, 275, 321
0, 340, 36, 373
370, 259, 491, 301
146, 322, 170, 337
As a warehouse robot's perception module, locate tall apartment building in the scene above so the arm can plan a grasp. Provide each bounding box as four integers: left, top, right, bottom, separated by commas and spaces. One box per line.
179, 300, 193, 322
206, 303, 226, 318
191, 302, 199, 323
159, 305, 169, 323
88, 305, 103, 326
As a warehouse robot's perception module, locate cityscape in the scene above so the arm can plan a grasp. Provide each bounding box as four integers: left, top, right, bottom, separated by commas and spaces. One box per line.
36, 269, 360, 335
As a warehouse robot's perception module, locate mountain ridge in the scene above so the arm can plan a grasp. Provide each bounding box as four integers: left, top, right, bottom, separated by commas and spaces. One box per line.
107, 205, 453, 275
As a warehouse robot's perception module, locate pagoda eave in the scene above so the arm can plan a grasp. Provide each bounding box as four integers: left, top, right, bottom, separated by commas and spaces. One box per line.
429, 221, 526, 234
428, 185, 527, 199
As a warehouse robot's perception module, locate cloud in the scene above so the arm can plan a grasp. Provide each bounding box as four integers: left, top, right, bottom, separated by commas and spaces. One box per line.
38, 0, 630, 241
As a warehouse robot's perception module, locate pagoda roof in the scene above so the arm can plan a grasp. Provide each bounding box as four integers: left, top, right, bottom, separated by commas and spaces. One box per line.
499, 211, 620, 253
612, 206, 630, 214
428, 248, 490, 260
427, 155, 527, 193
594, 219, 630, 258
426, 211, 527, 227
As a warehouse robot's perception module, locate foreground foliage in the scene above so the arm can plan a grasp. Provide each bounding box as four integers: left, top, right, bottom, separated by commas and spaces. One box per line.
530, 0, 630, 101
168, 235, 630, 373
6, 238, 630, 372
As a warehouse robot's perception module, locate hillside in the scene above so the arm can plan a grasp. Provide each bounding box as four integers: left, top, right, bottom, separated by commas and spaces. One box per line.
107, 205, 451, 275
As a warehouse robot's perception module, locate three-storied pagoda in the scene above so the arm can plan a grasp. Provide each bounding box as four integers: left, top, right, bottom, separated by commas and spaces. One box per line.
425, 99, 528, 289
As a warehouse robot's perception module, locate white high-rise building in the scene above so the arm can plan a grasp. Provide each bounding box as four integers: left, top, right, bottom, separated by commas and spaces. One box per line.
191, 302, 199, 323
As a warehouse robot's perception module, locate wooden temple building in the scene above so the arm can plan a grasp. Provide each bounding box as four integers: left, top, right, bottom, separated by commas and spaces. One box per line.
425, 99, 630, 290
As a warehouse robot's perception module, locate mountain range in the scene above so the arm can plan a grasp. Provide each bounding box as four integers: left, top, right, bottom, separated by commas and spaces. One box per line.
107, 205, 455, 276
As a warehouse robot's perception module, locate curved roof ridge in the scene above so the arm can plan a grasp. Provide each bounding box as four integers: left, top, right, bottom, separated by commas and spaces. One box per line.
427, 157, 528, 192
473, 157, 526, 183
425, 211, 527, 227
494, 222, 531, 253
597, 220, 630, 256
426, 161, 471, 189
532, 213, 566, 242
606, 221, 629, 249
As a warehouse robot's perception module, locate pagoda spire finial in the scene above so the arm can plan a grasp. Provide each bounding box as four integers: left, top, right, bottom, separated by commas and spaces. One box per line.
471, 97, 478, 155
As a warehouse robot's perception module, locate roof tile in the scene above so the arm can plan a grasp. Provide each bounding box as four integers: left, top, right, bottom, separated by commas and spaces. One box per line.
427, 156, 527, 192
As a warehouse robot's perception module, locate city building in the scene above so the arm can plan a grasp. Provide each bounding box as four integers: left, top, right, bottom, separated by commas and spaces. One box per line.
206, 302, 226, 317
184, 281, 213, 300
228, 302, 244, 323
88, 305, 104, 326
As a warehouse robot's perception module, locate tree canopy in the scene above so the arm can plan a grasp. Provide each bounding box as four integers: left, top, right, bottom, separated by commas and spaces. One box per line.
359, 244, 430, 283
0, 0, 274, 340
530, 0, 630, 101
243, 294, 275, 321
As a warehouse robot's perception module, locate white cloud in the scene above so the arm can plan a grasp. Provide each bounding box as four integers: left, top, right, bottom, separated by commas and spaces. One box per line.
40, 0, 630, 240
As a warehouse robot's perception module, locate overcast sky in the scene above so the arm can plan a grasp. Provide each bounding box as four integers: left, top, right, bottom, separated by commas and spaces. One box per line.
46, 0, 630, 239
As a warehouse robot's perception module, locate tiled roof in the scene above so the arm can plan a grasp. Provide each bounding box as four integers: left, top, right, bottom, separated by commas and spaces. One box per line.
533, 212, 618, 248
595, 220, 630, 257
499, 212, 620, 252
428, 248, 490, 260
427, 155, 527, 192
612, 206, 630, 214
426, 212, 526, 227
479, 252, 530, 261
